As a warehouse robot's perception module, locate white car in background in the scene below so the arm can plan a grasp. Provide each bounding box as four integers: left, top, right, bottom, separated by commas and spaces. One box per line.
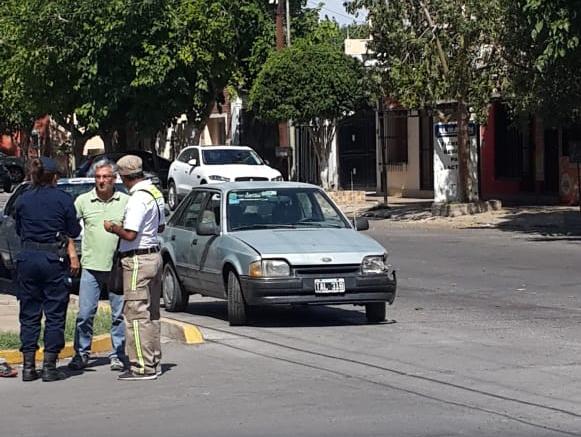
167, 145, 283, 210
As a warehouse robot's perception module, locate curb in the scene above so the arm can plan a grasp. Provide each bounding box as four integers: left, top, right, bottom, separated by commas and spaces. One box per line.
160, 317, 204, 345
0, 319, 203, 365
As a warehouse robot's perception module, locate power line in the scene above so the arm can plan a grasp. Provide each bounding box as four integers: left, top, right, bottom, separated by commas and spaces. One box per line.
307, 0, 366, 23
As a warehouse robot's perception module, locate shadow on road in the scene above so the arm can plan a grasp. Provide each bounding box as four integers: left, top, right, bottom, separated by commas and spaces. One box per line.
179, 300, 396, 328
468, 208, 581, 241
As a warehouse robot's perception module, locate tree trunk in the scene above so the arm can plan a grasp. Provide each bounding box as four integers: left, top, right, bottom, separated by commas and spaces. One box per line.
102, 131, 114, 153
456, 100, 471, 203
319, 152, 331, 190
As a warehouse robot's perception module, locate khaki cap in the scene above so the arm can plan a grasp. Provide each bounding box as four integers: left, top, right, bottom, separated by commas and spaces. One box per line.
117, 155, 143, 176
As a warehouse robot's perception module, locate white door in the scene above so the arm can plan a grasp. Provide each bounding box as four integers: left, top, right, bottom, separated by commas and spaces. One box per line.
172, 148, 196, 196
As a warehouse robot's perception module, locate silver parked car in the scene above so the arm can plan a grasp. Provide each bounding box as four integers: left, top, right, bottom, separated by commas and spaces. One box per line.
160, 182, 397, 325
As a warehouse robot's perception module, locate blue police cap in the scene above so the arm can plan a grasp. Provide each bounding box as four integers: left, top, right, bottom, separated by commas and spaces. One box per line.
40, 156, 59, 173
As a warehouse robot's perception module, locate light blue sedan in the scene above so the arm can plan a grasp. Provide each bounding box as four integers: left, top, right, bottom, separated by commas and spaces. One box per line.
159, 182, 397, 325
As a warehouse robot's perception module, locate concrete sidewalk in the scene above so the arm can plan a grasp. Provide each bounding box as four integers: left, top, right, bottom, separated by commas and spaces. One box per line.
0, 292, 19, 333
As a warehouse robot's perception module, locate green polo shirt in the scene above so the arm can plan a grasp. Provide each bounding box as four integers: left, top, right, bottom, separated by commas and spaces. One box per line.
75, 188, 129, 271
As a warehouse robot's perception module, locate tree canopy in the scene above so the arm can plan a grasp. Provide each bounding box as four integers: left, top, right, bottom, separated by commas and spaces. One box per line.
0, 0, 272, 155
500, 0, 581, 123
347, 0, 503, 202
249, 26, 372, 188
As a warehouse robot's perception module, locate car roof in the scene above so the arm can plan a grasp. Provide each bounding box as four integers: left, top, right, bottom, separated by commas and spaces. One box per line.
185, 145, 252, 150
198, 181, 322, 192
90, 150, 169, 161
18, 177, 123, 186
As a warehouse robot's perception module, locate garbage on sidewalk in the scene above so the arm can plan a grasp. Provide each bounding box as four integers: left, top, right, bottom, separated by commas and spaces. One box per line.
0, 358, 17, 377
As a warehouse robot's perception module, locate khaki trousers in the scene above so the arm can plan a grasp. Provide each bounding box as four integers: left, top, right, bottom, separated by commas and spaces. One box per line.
121, 252, 162, 375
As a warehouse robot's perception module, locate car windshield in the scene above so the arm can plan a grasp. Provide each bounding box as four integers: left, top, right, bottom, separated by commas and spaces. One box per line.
227, 188, 348, 231
202, 149, 263, 166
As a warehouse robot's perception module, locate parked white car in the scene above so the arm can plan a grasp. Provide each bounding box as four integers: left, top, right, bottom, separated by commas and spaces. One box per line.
167, 145, 283, 210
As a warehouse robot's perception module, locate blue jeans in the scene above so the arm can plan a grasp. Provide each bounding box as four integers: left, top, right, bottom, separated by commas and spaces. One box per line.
73, 269, 125, 359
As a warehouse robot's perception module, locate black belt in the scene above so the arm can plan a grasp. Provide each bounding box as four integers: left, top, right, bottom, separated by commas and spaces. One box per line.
119, 246, 160, 258
22, 241, 61, 251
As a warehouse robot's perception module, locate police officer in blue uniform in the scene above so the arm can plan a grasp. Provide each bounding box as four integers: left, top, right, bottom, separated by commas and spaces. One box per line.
15, 157, 81, 382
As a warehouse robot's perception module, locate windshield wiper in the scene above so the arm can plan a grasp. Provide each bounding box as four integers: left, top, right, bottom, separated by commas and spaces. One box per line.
230, 224, 298, 231
293, 222, 344, 228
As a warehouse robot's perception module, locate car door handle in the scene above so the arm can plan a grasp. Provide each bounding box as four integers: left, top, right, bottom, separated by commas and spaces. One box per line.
170, 235, 176, 241
192, 239, 198, 245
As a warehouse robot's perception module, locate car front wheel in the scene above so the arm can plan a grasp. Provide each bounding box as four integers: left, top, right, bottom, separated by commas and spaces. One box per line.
168, 181, 178, 211
162, 262, 188, 312
227, 271, 248, 326
365, 302, 386, 323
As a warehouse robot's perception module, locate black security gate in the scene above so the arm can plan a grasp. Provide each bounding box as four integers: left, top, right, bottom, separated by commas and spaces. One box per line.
337, 110, 377, 189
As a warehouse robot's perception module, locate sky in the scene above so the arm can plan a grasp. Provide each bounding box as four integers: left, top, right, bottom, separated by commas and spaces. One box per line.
313, 0, 367, 25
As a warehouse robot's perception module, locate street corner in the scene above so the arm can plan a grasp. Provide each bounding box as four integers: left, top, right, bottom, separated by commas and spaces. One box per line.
161, 317, 204, 345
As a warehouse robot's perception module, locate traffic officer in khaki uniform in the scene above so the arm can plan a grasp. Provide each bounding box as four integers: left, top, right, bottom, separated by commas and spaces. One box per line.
104, 155, 165, 381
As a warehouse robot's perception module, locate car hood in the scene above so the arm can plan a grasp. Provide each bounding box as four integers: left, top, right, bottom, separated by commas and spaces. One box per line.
205, 164, 281, 179
230, 228, 385, 265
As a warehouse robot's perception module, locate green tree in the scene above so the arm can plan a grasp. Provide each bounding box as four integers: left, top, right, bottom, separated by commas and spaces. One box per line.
347, 0, 503, 202
0, 0, 269, 160
501, 0, 581, 124
249, 37, 372, 189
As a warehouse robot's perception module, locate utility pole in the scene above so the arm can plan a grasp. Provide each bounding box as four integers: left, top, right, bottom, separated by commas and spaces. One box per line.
273, 0, 289, 179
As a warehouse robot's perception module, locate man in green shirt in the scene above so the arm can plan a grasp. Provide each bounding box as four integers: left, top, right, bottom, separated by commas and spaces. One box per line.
69, 159, 129, 372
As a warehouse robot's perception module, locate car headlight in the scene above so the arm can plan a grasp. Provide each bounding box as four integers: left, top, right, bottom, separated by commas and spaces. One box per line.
362, 254, 388, 275
271, 175, 284, 181
209, 175, 230, 182
249, 260, 291, 278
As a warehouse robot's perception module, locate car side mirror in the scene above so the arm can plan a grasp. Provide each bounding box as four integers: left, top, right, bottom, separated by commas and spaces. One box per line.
353, 216, 369, 231
196, 221, 219, 236
187, 158, 198, 167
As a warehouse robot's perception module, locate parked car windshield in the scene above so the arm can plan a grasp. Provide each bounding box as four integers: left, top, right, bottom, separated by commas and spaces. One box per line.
202, 149, 263, 166
227, 188, 349, 231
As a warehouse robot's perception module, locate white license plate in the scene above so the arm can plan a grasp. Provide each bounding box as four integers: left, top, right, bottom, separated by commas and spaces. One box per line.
314, 278, 345, 294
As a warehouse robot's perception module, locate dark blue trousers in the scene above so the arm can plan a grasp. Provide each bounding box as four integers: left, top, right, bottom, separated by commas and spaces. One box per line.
16, 250, 69, 354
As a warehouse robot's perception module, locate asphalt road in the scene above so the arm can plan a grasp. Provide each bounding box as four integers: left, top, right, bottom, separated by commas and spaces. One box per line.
1, 194, 581, 436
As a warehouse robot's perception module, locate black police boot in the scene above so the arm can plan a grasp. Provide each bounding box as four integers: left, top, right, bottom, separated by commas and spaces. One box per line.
22, 351, 39, 382
41, 352, 66, 382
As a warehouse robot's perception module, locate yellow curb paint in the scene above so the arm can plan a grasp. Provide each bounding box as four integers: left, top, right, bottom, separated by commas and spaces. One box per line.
161, 318, 204, 344
0, 334, 112, 365
1, 319, 204, 364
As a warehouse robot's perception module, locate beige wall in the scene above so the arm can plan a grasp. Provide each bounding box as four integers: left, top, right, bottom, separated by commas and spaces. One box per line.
376, 116, 423, 196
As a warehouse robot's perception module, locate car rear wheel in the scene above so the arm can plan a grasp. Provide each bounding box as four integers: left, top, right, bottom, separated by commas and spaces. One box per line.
162, 262, 188, 312
365, 302, 386, 323
168, 181, 178, 211
227, 271, 248, 326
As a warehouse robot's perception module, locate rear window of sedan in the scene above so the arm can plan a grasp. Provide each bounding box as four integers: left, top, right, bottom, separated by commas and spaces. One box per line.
227, 188, 348, 231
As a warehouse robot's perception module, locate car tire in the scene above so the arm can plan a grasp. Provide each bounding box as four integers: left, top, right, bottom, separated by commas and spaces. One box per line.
162, 262, 188, 312
227, 271, 248, 326
7, 166, 24, 184
168, 181, 178, 211
365, 302, 386, 323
